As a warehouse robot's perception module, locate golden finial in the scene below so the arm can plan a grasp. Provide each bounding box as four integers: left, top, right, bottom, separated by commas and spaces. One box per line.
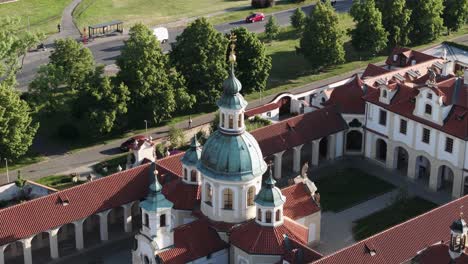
229, 32, 237, 63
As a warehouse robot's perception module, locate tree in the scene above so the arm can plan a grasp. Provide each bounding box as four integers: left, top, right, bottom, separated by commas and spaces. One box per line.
0, 82, 39, 160
375, 0, 412, 47
407, 0, 445, 44
265, 16, 280, 40
298, 0, 345, 68
74, 66, 130, 135
350, 0, 388, 54
171, 18, 228, 107
442, 0, 468, 34
291, 8, 307, 30
168, 125, 185, 148
228, 27, 272, 95
117, 23, 194, 124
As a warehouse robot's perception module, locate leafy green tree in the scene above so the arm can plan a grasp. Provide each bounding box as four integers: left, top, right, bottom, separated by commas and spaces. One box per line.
75, 66, 130, 134
375, 0, 412, 47
265, 16, 280, 40
0, 83, 39, 159
442, 0, 468, 34
171, 18, 228, 107
117, 23, 194, 124
228, 27, 271, 95
407, 0, 445, 44
168, 125, 185, 148
298, 0, 345, 68
350, 0, 388, 54
0, 17, 39, 86
291, 8, 307, 30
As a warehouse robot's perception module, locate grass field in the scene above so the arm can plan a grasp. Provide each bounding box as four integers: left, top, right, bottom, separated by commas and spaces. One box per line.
352, 197, 437, 241
315, 167, 396, 212
0, 0, 71, 35
73, 0, 314, 30
35, 174, 85, 190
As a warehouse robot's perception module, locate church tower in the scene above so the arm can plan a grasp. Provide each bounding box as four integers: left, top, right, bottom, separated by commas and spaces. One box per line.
255, 166, 286, 227
181, 136, 202, 185
198, 34, 267, 223
132, 163, 174, 264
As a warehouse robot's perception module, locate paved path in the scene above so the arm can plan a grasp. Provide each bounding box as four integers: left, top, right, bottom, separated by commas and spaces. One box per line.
47, 0, 82, 42
312, 157, 451, 255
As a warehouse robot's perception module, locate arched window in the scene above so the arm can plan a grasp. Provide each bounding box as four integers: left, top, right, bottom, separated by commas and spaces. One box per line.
144, 213, 149, 227
257, 208, 262, 221
160, 214, 166, 227
205, 184, 212, 205
229, 115, 234, 129
190, 170, 197, 182
223, 189, 233, 209
221, 113, 225, 128
184, 168, 188, 180
276, 210, 281, 221
425, 104, 432, 115
238, 114, 242, 128
265, 211, 272, 223
247, 186, 255, 206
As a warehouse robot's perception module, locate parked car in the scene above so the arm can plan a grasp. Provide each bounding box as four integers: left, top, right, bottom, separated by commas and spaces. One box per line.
153, 27, 169, 43
245, 13, 265, 23
120, 135, 147, 152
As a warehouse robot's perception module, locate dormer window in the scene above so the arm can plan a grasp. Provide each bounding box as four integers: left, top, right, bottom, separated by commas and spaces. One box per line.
427, 93, 432, 100
425, 104, 432, 115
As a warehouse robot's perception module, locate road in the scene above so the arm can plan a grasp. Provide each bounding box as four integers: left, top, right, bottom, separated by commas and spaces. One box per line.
16, 0, 353, 91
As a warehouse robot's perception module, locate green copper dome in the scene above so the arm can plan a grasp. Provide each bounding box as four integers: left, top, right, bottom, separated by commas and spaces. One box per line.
181, 136, 202, 166
217, 66, 247, 110
255, 175, 286, 207
197, 130, 267, 181
140, 163, 173, 211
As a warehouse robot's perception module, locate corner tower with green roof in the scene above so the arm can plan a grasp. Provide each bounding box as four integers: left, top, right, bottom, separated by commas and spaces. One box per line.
255, 166, 286, 227
181, 136, 202, 185
198, 34, 267, 223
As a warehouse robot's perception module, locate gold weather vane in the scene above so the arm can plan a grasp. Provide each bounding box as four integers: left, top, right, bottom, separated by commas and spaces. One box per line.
229, 32, 237, 63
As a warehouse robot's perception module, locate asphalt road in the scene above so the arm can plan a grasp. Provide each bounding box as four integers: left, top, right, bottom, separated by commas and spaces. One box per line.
16, 0, 353, 91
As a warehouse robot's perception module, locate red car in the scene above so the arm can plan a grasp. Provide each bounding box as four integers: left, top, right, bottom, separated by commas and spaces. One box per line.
245, 13, 265, 23
120, 135, 147, 152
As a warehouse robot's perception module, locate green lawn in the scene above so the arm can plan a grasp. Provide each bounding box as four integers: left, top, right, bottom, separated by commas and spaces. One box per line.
0, 0, 72, 35
315, 167, 396, 212
92, 154, 128, 176
352, 197, 437, 241
0, 153, 45, 174
246, 116, 272, 131
35, 174, 85, 190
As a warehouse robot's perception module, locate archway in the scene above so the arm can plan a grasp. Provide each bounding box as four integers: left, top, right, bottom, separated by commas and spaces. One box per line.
437, 165, 454, 192
464, 177, 468, 195
281, 148, 294, 178
131, 201, 142, 230
346, 130, 363, 152
319, 137, 328, 161
83, 215, 100, 248
108, 207, 125, 239
31, 232, 51, 264
3, 241, 24, 264
279, 96, 292, 117
301, 142, 313, 167
57, 223, 75, 257
393, 147, 409, 175
375, 139, 387, 162
415, 156, 431, 184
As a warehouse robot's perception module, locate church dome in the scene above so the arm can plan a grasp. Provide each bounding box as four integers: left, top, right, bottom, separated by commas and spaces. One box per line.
197, 130, 267, 181
217, 66, 248, 110
255, 176, 286, 207
181, 136, 202, 166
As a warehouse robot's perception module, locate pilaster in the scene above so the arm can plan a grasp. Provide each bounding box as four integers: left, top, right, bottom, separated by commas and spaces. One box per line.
123, 203, 133, 233
292, 145, 303, 173
74, 219, 85, 250
452, 170, 464, 198
0, 245, 6, 264
312, 140, 319, 167
407, 153, 417, 180
22, 237, 33, 264
274, 151, 284, 179
48, 227, 60, 259
98, 210, 111, 241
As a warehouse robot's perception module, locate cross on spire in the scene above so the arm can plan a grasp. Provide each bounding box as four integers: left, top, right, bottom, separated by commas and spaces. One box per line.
229, 32, 237, 63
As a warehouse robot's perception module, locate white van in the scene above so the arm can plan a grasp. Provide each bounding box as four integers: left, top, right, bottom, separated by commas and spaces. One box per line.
153, 27, 169, 43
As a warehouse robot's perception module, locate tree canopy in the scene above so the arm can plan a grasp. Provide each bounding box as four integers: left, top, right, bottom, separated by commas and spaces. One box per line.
442, 0, 468, 34
407, 0, 445, 44
350, 0, 388, 54
171, 18, 228, 107
116, 23, 194, 125
375, 0, 412, 47
291, 8, 307, 30
228, 27, 271, 95
298, 0, 345, 68
265, 16, 280, 40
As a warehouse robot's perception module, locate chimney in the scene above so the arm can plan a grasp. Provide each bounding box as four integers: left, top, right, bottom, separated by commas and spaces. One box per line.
442, 61, 454, 77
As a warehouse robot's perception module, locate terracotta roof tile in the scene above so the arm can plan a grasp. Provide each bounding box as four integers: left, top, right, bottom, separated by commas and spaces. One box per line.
230, 218, 308, 255
282, 183, 320, 220
158, 152, 184, 177
282, 236, 323, 263
362, 64, 391, 78
385, 47, 438, 67
245, 102, 280, 118
162, 179, 201, 210
157, 219, 228, 263
323, 75, 372, 114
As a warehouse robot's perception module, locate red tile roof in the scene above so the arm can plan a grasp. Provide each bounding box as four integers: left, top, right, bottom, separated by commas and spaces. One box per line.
251, 106, 348, 157
414, 243, 468, 264
323, 75, 372, 114
157, 219, 228, 264
282, 183, 320, 220
385, 47, 438, 67
158, 152, 184, 177
311, 195, 468, 264
282, 236, 323, 263
363, 77, 468, 140
162, 179, 201, 210
0, 164, 151, 246
361, 64, 391, 78
191, 210, 237, 232
230, 218, 308, 255
245, 102, 280, 118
